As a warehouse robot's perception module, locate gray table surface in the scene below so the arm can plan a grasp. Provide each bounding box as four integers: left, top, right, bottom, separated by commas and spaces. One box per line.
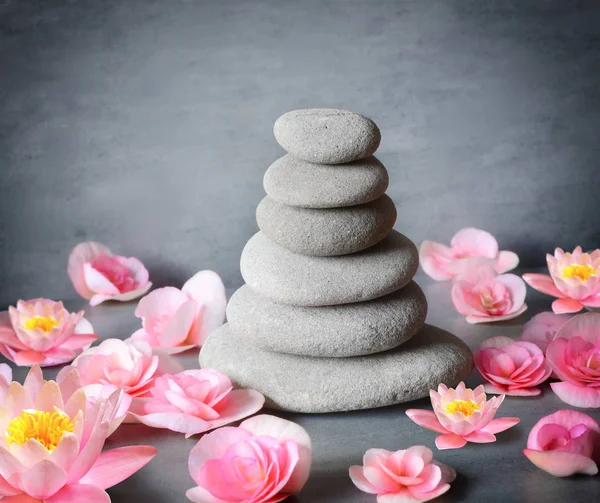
5, 271, 600, 503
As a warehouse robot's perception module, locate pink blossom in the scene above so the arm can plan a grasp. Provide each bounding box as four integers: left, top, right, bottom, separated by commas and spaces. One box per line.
68, 241, 151, 306
451, 262, 527, 323
546, 312, 600, 408
523, 409, 600, 477
521, 312, 571, 354
420, 227, 518, 281
406, 382, 519, 449
129, 271, 226, 353
0, 298, 97, 367
523, 246, 600, 314
0, 365, 155, 502
187, 414, 312, 503
349, 445, 456, 503
474, 336, 551, 396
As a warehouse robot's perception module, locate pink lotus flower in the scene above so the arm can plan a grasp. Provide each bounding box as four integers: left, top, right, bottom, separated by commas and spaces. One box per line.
406, 382, 520, 449
129, 369, 264, 437
187, 414, 312, 503
523, 409, 600, 477
0, 365, 156, 502
349, 445, 456, 503
68, 241, 152, 306
451, 262, 527, 323
521, 311, 571, 353
546, 312, 600, 408
474, 336, 552, 396
523, 247, 600, 314
420, 227, 519, 281
129, 271, 226, 353
0, 298, 97, 367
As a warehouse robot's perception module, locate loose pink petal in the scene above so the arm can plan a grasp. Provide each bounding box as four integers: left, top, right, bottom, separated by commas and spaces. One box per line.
552, 298, 584, 314
435, 433, 467, 450
405, 410, 448, 434
522, 273, 563, 298
19, 460, 68, 499
495, 251, 519, 273
551, 381, 600, 408
46, 484, 110, 503
68, 242, 113, 299
450, 228, 499, 258
523, 449, 598, 477
419, 241, 455, 281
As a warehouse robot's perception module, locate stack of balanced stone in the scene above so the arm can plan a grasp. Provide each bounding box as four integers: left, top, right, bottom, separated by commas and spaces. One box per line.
201, 109, 473, 413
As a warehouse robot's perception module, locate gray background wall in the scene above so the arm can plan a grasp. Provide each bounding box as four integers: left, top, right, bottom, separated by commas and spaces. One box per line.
1, 0, 599, 307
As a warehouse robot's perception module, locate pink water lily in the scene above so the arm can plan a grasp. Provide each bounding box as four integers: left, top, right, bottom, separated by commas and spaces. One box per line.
129, 369, 264, 437
0, 298, 97, 367
0, 365, 155, 502
129, 271, 226, 354
420, 227, 519, 281
474, 336, 551, 396
521, 312, 571, 354
406, 382, 520, 450
68, 241, 151, 306
187, 414, 312, 503
523, 246, 600, 314
523, 409, 600, 477
349, 445, 456, 503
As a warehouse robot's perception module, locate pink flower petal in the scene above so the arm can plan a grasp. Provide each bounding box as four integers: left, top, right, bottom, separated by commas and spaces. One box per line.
419, 241, 455, 281
522, 273, 563, 298
83, 264, 120, 296
450, 228, 498, 258
504, 387, 542, 397
90, 284, 153, 306
523, 449, 598, 477
348, 466, 378, 494
13, 350, 46, 367
435, 433, 467, 450
1, 494, 41, 502
58, 334, 98, 352
495, 251, 519, 273
185, 486, 224, 503
46, 484, 110, 503
466, 304, 528, 324
405, 409, 448, 434
552, 297, 585, 314
35, 381, 64, 412
67, 422, 109, 483
159, 300, 198, 347
206, 389, 264, 430
68, 242, 113, 300
19, 460, 68, 499
495, 274, 527, 311
481, 417, 520, 434
551, 381, 600, 408
463, 430, 496, 443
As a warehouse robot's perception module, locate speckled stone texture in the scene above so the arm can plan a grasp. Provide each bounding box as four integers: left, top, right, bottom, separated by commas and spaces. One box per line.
274, 109, 381, 164
263, 154, 389, 209
200, 323, 474, 413
226, 282, 427, 357
240, 230, 419, 306
256, 194, 397, 256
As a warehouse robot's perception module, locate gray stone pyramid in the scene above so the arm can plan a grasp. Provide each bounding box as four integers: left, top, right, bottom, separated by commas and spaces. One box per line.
200, 108, 473, 413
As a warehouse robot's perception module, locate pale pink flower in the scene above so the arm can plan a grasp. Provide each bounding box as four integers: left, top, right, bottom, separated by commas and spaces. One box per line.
523, 246, 600, 314
451, 262, 527, 323
546, 312, 600, 408
474, 336, 551, 396
68, 241, 151, 306
0, 365, 155, 502
521, 311, 571, 354
420, 227, 519, 281
523, 409, 600, 477
0, 298, 97, 367
187, 414, 312, 503
129, 271, 226, 353
349, 445, 456, 503
129, 369, 264, 437
406, 382, 520, 450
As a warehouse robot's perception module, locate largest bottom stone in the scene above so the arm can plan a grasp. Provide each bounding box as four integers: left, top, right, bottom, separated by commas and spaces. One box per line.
200, 323, 473, 413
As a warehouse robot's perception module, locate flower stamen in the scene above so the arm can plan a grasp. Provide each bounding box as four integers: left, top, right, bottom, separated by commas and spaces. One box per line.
445, 399, 480, 417
23, 316, 59, 333
562, 264, 596, 282
5, 410, 74, 451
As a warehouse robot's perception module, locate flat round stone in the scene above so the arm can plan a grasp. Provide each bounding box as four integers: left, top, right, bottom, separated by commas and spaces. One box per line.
256, 195, 397, 256
274, 109, 381, 164
227, 282, 427, 357
264, 154, 389, 209
200, 323, 474, 413
240, 230, 419, 306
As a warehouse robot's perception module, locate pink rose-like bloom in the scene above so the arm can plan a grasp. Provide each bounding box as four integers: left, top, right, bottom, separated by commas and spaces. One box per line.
0, 298, 97, 367
406, 382, 520, 450
129, 369, 264, 437
187, 414, 312, 503
420, 227, 519, 281
129, 270, 226, 354
521, 312, 571, 354
474, 336, 552, 396
349, 445, 456, 503
0, 365, 156, 502
451, 262, 527, 323
546, 312, 600, 408
68, 241, 152, 306
523, 409, 600, 477
523, 246, 600, 314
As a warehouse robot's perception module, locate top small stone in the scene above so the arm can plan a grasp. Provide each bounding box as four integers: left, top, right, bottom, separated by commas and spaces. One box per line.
274, 109, 381, 164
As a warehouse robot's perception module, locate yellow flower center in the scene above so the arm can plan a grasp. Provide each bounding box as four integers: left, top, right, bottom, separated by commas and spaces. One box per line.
562, 264, 596, 282
5, 410, 74, 451
23, 316, 59, 333
445, 399, 480, 417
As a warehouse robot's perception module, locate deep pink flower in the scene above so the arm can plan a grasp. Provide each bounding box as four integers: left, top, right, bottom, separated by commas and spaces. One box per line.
420, 227, 518, 281
187, 414, 312, 503
521, 312, 571, 354
523, 246, 600, 314
0, 299, 97, 367
129, 271, 226, 353
68, 241, 151, 306
406, 382, 519, 449
523, 409, 600, 477
474, 336, 551, 396
546, 312, 600, 408
349, 445, 456, 503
